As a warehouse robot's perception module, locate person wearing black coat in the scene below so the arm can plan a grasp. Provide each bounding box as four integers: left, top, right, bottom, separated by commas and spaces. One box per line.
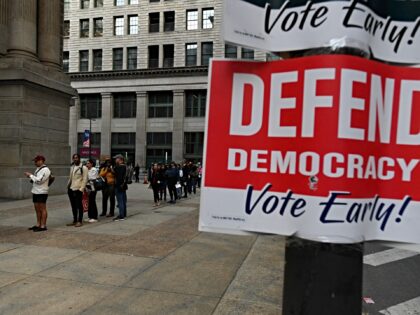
165, 162, 180, 203
149, 163, 163, 206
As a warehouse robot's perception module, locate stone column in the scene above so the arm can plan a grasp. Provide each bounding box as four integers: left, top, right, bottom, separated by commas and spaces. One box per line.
37, 0, 63, 69
135, 92, 147, 168
69, 97, 79, 155
7, 0, 38, 60
172, 90, 185, 162
0, 0, 8, 56
100, 93, 112, 158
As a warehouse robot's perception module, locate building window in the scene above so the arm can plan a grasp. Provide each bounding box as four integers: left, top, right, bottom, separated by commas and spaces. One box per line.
80, 19, 89, 38
114, 16, 124, 35
79, 50, 89, 72
129, 0, 138, 4
115, 0, 124, 6
148, 92, 173, 118
93, 18, 103, 37
64, 0, 70, 12
127, 47, 137, 69
78, 133, 101, 147
186, 10, 198, 30
93, 49, 102, 71
201, 42, 213, 66
202, 8, 214, 29
146, 132, 172, 165
63, 20, 70, 38
164, 11, 175, 32
128, 15, 138, 35
148, 45, 159, 69
185, 90, 206, 117
266, 53, 282, 61
225, 44, 237, 59
94, 0, 103, 7
185, 43, 197, 66
112, 48, 123, 70
111, 133, 136, 164
113, 93, 136, 118
80, 94, 102, 119
149, 12, 160, 32
184, 132, 204, 158
241, 48, 254, 60
163, 45, 174, 68
81, 0, 90, 9
62, 51, 69, 73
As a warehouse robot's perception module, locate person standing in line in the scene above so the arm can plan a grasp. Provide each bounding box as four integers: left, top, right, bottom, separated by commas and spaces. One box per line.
165, 162, 179, 204
67, 154, 88, 227
99, 157, 116, 217
134, 163, 140, 183
197, 162, 202, 188
113, 154, 128, 221
24, 155, 51, 232
86, 159, 99, 223
159, 164, 167, 201
149, 163, 162, 206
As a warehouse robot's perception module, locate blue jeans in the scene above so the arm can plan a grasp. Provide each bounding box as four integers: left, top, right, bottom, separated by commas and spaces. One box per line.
115, 186, 127, 218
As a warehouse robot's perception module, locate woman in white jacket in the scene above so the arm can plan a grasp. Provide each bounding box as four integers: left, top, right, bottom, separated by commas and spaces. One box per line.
24, 155, 51, 232
86, 159, 99, 222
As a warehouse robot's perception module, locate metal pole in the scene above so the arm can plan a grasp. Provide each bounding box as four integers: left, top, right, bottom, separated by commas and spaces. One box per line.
89, 118, 92, 160
282, 45, 369, 315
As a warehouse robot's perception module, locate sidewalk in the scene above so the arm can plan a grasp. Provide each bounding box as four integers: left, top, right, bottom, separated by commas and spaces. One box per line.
0, 183, 284, 315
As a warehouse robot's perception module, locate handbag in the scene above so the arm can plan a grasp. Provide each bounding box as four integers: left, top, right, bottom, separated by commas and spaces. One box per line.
94, 176, 107, 191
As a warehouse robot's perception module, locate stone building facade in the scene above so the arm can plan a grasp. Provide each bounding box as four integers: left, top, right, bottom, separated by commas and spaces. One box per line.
0, 0, 74, 199
64, 0, 267, 167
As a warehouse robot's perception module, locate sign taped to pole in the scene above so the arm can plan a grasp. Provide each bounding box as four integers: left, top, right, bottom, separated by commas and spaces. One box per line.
199, 55, 420, 244
224, 0, 420, 64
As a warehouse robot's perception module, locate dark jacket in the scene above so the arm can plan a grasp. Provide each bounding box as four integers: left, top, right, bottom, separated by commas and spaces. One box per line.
114, 164, 127, 187
165, 167, 179, 185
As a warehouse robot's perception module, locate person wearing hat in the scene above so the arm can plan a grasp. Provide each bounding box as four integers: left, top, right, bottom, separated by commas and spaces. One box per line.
24, 155, 51, 232
113, 154, 128, 221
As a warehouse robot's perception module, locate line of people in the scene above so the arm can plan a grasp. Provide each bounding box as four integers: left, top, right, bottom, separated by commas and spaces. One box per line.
25, 153, 131, 232
148, 161, 202, 206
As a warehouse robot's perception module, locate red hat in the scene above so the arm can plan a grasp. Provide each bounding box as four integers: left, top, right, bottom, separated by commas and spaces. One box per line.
32, 155, 46, 162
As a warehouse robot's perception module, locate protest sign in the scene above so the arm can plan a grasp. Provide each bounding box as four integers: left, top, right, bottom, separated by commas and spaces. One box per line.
199, 55, 420, 243
224, 0, 420, 64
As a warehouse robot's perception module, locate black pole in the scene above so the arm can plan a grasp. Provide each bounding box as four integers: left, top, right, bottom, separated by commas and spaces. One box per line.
281, 46, 369, 315
89, 118, 92, 160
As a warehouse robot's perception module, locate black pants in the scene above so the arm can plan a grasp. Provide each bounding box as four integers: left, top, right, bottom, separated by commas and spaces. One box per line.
88, 191, 98, 219
152, 184, 159, 203
102, 184, 115, 215
168, 183, 177, 201
68, 189, 83, 223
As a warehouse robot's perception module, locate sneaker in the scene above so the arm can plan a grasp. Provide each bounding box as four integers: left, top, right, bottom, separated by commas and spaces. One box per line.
28, 225, 39, 230
66, 222, 76, 226
84, 218, 91, 222
113, 216, 121, 221
75, 222, 83, 227
88, 219, 98, 223
33, 227, 47, 232
119, 217, 125, 221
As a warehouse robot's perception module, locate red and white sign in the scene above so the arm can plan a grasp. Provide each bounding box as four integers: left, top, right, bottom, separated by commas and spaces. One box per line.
199, 55, 420, 244
80, 148, 100, 157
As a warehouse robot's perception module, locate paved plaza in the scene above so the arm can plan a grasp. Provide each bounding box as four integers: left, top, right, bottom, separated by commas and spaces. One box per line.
0, 183, 284, 315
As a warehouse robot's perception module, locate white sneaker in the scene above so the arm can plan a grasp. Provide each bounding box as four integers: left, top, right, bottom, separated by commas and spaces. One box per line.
88, 219, 98, 223
84, 218, 91, 222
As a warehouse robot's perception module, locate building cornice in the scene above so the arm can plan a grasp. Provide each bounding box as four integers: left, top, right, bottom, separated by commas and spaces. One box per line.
68, 66, 209, 81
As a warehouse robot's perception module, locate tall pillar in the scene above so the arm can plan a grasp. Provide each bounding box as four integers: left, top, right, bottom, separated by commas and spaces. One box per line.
135, 92, 147, 168
172, 90, 185, 162
0, 0, 8, 56
69, 97, 79, 155
7, 0, 38, 60
38, 0, 63, 70
100, 93, 112, 159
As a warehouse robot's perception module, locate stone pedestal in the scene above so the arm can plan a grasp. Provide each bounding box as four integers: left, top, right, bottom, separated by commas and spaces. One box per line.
0, 59, 74, 199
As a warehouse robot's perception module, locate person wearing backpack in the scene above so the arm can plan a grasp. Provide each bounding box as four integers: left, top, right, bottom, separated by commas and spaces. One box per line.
67, 154, 88, 227
24, 155, 51, 232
